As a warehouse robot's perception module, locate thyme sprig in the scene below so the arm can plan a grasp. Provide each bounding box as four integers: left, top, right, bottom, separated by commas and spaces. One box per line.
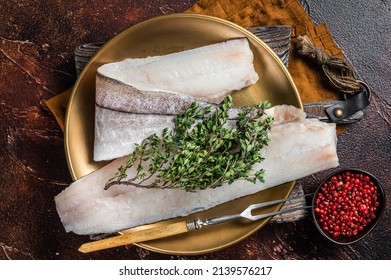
105, 95, 273, 191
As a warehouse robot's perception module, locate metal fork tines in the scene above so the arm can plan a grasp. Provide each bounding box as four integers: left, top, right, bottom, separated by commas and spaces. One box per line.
188, 193, 314, 230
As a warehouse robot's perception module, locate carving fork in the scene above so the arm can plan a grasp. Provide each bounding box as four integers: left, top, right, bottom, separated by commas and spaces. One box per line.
78, 193, 313, 253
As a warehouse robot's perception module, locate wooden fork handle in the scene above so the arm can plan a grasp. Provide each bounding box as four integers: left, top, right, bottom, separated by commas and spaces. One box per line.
78, 221, 189, 253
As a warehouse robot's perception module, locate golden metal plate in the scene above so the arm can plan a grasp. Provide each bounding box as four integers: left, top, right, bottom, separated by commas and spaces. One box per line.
64, 14, 302, 255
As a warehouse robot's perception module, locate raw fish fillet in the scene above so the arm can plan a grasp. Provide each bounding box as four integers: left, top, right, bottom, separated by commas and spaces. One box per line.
94, 38, 259, 161
96, 38, 258, 111
94, 104, 305, 161
95, 105, 238, 162
55, 106, 338, 235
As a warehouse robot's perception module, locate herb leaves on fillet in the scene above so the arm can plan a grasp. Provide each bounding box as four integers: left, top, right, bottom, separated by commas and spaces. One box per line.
105, 96, 274, 191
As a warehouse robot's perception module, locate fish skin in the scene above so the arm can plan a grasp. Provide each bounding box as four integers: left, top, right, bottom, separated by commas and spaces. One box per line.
94, 103, 245, 161
55, 106, 339, 235
95, 73, 211, 116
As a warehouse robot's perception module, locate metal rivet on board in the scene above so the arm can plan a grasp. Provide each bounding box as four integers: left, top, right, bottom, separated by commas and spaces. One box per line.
334, 108, 344, 118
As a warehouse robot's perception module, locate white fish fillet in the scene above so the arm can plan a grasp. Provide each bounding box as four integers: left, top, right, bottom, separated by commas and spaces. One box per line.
94, 38, 259, 161
55, 106, 338, 235
96, 38, 258, 110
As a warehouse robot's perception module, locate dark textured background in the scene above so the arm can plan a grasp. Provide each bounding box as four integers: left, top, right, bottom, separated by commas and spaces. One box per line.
0, 0, 390, 259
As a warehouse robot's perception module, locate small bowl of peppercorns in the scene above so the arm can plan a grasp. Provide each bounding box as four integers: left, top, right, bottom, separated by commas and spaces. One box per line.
311, 168, 386, 245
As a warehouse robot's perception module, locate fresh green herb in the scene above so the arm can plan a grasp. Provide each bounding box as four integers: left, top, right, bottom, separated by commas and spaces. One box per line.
105, 95, 273, 191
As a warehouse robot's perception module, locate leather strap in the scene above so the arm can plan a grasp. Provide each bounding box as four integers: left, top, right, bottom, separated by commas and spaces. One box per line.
325, 82, 371, 124
303, 101, 364, 123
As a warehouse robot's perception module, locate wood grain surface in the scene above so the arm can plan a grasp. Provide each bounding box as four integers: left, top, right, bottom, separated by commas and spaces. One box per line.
0, 0, 389, 260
